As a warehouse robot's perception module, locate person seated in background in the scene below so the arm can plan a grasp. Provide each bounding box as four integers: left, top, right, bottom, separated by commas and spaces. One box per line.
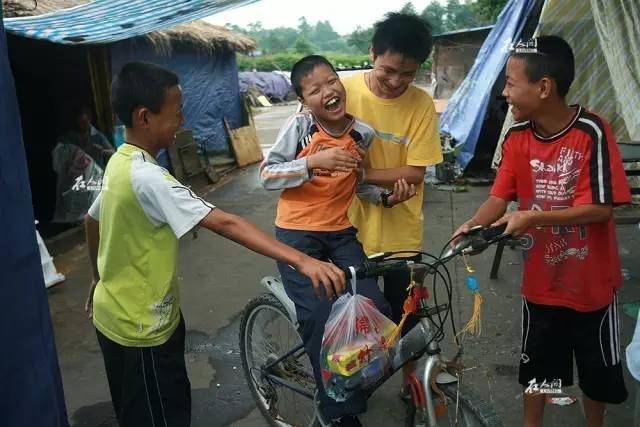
51, 105, 113, 224
58, 104, 115, 169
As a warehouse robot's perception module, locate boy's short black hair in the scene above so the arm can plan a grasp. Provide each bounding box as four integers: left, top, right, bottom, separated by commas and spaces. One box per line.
291, 55, 337, 98
111, 62, 179, 128
510, 35, 575, 97
371, 12, 433, 64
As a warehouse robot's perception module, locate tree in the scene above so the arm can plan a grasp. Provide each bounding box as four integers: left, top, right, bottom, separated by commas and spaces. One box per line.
420, 0, 479, 34
400, 2, 418, 15
445, 0, 478, 31
247, 21, 264, 34
471, 0, 508, 24
224, 23, 246, 34
294, 36, 314, 55
347, 26, 374, 54
313, 20, 341, 50
421, 2, 446, 34
265, 32, 288, 54
298, 17, 312, 35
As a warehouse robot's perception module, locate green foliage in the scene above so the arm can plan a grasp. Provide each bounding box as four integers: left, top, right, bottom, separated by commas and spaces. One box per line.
236, 53, 371, 72
470, 0, 508, 24
227, 1, 508, 71
347, 26, 374, 54
313, 20, 341, 50
420, 0, 480, 34
399, 2, 418, 15
298, 17, 312, 34
421, 2, 447, 34
294, 36, 315, 55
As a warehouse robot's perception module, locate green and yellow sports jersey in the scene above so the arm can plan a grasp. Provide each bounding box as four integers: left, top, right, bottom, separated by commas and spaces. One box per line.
342, 73, 443, 255
88, 144, 213, 347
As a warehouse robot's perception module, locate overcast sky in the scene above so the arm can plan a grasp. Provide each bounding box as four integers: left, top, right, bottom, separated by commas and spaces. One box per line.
205, 0, 438, 35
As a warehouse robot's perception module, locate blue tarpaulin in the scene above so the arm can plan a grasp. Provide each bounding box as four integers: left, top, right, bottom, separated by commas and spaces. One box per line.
0, 4, 69, 426
4, 0, 258, 44
111, 40, 242, 156
239, 71, 292, 102
439, 0, 537, 169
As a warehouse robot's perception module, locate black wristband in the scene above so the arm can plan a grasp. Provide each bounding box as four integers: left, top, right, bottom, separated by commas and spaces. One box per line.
381, 190, 394, 208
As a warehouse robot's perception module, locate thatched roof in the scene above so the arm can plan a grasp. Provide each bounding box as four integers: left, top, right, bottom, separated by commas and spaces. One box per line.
2, 0, 256, 53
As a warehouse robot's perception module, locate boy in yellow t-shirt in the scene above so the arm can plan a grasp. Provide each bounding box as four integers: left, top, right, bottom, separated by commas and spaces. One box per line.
342, 12, 443, 389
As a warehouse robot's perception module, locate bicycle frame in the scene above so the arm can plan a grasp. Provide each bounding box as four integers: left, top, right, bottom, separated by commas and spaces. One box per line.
257, 273, 458, 427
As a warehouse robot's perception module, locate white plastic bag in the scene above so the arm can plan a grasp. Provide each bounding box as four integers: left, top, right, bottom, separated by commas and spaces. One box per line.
320, 275, 397, 401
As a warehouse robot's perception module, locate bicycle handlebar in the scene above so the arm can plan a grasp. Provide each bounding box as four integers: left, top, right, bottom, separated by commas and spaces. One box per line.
343, 224, 510, 279
441, 223, 509, 260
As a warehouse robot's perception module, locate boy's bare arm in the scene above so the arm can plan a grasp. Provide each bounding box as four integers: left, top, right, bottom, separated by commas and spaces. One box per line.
198, 209, 346, 298
493, 203, 612, 237
363, 165, 425, 186
84, 214, 100, 317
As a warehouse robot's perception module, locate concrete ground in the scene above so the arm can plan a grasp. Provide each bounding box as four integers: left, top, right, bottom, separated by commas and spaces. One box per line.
47, 104, 638, 426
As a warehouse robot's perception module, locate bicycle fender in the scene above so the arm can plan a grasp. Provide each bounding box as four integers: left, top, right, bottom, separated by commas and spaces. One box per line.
260, 276, 299, 328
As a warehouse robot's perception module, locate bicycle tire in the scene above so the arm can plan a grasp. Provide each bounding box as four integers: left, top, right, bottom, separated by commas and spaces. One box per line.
239, 293, 321, 427
406, 382, 502, 427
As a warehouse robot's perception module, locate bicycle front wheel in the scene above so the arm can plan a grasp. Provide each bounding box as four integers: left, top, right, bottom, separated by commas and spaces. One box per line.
239, 293, 319, 427
407, 383, 502, 427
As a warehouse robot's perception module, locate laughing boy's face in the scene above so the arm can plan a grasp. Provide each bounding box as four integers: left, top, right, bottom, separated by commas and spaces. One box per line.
299, 64, 347, 124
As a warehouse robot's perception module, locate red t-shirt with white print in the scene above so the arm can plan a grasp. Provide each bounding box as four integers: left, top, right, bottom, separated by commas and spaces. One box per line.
491, 106, 631, 311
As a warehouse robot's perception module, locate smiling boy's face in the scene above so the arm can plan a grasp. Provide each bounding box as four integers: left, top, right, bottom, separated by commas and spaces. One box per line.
146, 85, 185, 148
503, 57, 543, 123
299, 64, 346, 124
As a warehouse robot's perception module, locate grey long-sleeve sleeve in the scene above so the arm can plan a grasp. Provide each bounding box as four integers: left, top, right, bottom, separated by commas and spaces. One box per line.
259, 113, 313, 190
356, 182, 383, 205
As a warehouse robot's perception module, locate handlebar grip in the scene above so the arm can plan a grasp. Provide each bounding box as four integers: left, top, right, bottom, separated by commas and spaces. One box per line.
481, 223, 508, 240
343, 259, 409, 280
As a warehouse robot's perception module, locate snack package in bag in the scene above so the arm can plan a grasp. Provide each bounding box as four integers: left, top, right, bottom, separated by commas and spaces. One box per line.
320, 273, 398, 402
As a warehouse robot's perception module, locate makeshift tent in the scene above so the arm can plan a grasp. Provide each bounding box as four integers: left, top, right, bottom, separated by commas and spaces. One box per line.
439, 0, 538, 169
493, 0, 640, 167
0, 2, 69, 425
239, 71, 293, 102
439, 0, 640, 170
3, 0, 256, 233
111, 25, 252, 156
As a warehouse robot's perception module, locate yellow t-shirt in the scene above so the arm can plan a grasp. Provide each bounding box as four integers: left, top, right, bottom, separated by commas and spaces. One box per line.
343, 73, 443, 255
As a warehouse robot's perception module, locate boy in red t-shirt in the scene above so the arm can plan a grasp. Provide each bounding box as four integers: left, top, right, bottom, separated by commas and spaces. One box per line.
454, 36, 630, 426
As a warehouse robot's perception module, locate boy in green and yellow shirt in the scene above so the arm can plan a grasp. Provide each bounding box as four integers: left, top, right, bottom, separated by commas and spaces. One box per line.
84, 62, 345, 427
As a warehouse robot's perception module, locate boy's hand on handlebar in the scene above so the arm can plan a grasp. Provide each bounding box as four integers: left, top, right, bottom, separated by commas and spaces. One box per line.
296, 256, 346, 299
492, 211, 532, 238
451, 220, 476, 245
387, 179, 416, 205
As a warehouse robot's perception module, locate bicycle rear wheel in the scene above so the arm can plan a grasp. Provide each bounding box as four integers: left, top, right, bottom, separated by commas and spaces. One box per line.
239, 293, 320, 427
407, 383, 502, 427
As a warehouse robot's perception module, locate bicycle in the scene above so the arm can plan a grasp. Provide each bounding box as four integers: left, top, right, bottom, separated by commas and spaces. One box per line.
239, 224, 511, 426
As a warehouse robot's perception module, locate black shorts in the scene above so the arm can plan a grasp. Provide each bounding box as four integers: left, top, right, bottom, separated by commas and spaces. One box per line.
519, 297, 627, 404
96, 314, 191, 427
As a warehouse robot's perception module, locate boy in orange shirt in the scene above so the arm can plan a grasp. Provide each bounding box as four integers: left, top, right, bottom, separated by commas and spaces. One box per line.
260, 55, 413, 426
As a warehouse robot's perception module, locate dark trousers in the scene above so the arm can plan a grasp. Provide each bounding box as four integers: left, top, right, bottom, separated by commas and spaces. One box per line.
275, 227, 392, 421
96, 314, 191, 427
